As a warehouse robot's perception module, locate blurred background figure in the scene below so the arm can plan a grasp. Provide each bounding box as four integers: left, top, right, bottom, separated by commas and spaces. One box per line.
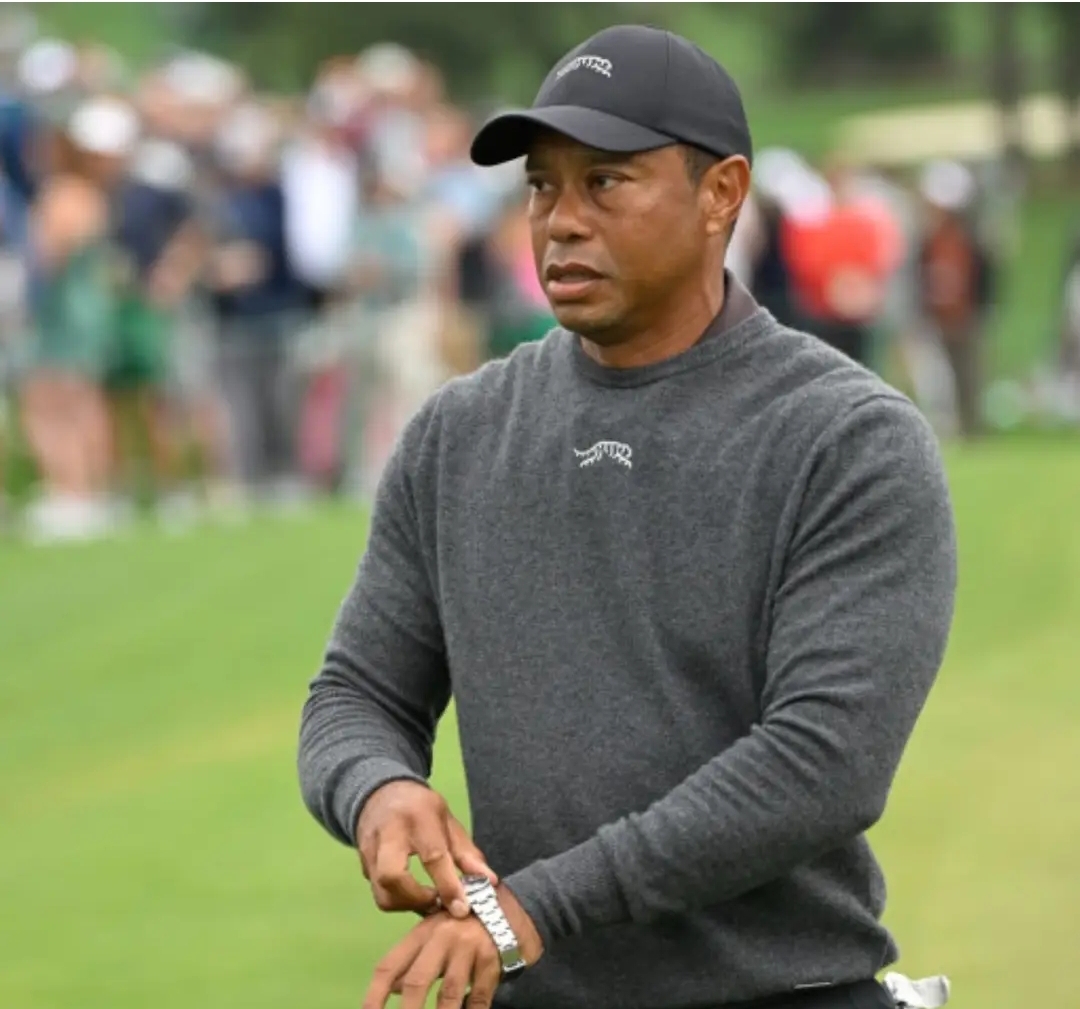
916, 159, 996, 440
353, 43, 428, 206
482, 187, 554, 361
1058, 233, 1080, 404
733, 146, 807, 329
281, 58, 360, 319
208, 100, 306, 505
784, 158, 904, 368
18, 94, 137, 542
110, 136, 203, 513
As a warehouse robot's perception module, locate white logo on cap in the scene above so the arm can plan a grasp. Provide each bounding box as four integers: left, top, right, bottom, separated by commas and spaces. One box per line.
556, 55, 612, 80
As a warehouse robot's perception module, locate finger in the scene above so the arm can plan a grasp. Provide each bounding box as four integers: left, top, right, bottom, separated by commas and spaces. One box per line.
464, 945, 501, 1009
436, 947, 474, 1009
361, 930, 426, 1009
371, 877, 439, 916
399, 935, 451, 1009
372, 833, 440, 913
448, 817, 499, 884
415, 890, 445, 918
416, 821, 470, 918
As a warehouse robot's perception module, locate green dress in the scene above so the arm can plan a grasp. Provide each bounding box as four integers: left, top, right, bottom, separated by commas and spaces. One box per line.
30, 242, 118, 381
108, 291, 173, 391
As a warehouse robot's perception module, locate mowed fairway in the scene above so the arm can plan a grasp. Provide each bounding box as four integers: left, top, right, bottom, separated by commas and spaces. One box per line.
2, 442, 1079, 1009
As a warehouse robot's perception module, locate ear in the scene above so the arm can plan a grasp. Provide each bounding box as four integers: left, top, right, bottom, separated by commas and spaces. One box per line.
702, 155, 751, 237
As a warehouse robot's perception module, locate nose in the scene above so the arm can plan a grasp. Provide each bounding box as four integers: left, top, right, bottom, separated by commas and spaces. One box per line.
545, 184, 592, 245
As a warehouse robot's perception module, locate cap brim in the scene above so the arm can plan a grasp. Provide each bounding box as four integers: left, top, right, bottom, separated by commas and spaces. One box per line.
470, 105, 676, 167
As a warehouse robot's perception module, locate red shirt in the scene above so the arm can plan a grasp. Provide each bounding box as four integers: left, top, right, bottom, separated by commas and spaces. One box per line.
782, 199, 902, 324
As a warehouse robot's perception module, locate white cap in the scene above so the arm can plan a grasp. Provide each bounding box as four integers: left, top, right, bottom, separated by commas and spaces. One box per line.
215, 102, 279, 173
753, 148, 807, 200
131, 137, 194, 191
753, 148, 833, 223
307, 80, 355, 127
163, 50, 243, 105
17, 37, 77, 95
68, 96, 140, 157
919, 159, 976, 212
783, 172, 835, 223
356, 42, 419, 94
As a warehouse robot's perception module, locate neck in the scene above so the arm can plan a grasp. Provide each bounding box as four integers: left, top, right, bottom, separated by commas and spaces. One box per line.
579, 270, 727, 370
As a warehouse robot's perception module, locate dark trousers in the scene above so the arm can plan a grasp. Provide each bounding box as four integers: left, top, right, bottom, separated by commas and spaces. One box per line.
939, 324, 984, 439
725, 979, 895, 1009
216, 313, 299, 488
493, 978, 896, 1009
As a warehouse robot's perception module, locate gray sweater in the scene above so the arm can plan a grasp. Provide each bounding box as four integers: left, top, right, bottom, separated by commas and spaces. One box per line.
298, 282, 957, 1009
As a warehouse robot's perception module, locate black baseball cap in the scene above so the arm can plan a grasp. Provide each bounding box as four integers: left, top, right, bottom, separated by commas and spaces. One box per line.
470, 25, 753, 168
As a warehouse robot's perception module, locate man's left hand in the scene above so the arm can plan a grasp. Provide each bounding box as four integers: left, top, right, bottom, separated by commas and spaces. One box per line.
362, 886, 543, 1009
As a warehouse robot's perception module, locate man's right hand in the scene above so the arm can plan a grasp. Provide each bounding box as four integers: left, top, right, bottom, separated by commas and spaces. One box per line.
357, 781, 497, 920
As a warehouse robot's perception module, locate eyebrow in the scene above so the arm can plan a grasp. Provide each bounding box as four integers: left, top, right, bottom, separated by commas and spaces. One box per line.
524, 148, 640, 173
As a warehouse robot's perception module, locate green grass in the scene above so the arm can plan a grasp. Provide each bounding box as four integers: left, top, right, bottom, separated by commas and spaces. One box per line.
2, 442, 1080, 1008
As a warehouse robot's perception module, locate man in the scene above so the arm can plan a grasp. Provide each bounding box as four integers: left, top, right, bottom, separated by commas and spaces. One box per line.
298, 25, 957, 1009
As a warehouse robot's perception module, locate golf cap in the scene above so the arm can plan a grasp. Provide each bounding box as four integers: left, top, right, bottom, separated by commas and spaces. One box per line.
470, 25, 752, 168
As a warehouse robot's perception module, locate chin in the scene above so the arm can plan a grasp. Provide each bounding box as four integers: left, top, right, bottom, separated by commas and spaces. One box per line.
550, 301, 625, 339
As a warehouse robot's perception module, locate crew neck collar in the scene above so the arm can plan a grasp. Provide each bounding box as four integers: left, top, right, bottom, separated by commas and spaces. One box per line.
568, 273, 772, 388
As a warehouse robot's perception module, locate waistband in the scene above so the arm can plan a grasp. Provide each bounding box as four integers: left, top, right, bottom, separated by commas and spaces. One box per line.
724, 978, 889, 1009
494, 978, 891, 1009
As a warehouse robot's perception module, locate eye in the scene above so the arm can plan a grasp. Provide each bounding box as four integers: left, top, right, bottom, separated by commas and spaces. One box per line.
590, 172, 621, 191
526, 176, 552, 195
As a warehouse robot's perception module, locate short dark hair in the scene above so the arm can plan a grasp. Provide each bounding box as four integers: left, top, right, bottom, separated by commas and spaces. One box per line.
682, 144, 721, 186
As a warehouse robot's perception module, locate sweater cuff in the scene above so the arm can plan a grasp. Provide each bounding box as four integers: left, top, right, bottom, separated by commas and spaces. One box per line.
333, 757, 428, 847
503, 834, 630, 947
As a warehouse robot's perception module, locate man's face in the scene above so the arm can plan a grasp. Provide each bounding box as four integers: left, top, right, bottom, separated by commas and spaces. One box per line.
525, 133, 725, 343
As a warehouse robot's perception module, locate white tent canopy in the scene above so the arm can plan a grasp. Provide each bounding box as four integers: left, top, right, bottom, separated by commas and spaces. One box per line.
835, 92, 1080, 167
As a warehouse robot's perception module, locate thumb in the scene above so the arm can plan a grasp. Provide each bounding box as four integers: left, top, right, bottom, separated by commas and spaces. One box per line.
447, 816, 499, 884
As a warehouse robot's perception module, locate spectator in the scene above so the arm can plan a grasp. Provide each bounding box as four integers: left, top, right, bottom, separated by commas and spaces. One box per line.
0, 37, 80, 254
727, 146, 804, 305
739, 189, 799, 328
280, 64, 361, 312
355, 43, 428, 199
784, 159, 902, 368
110, 136, 203, 505
742, 148, 830, 331
19, 95, 138, 541
916, 159, 995, 440
294, 162, 432, 496
207, 101, 306, 499
424, 103, 501, 247
483, 188, 554, 360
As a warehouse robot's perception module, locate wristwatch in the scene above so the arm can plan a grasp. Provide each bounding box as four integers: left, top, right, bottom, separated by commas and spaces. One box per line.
461, 874, 528, 980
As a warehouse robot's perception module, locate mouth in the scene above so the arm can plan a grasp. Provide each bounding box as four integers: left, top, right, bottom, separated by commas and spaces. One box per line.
544, 263, 606, 301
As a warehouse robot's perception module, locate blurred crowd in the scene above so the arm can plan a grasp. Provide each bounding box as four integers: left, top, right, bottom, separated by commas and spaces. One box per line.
730, 149, 1080, 439
0, 23, 552, 543
1, 17, 1078, 546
